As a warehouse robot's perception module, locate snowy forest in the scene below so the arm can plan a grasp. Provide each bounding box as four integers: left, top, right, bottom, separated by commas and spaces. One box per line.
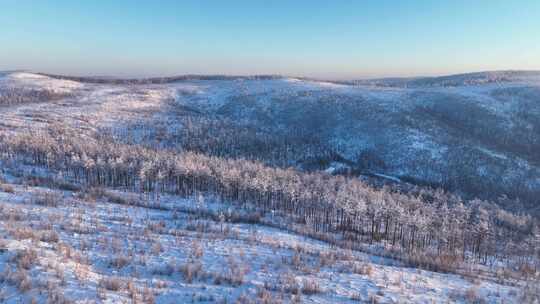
0, 71, 538, 303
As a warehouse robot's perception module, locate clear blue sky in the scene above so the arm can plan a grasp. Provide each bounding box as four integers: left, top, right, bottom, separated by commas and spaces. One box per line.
1, 0, 539, 79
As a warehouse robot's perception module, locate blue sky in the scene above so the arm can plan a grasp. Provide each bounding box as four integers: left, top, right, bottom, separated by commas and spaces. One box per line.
1, 0, 539, 79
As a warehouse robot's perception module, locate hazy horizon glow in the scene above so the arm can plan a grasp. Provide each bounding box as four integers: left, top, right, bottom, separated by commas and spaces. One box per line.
1, 0, 539, 79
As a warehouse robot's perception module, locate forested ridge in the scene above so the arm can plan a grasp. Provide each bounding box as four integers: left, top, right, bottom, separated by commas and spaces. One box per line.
39, 73, 283, 84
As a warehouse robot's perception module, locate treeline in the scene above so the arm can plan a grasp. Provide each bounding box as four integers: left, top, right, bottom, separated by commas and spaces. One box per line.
0, 129, 538, 271
38, 73, 283, 85
0, 88, 72, 106
111, 115, 336, 169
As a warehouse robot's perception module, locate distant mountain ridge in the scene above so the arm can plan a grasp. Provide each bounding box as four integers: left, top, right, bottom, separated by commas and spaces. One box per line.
20, 70, 540, 87
346, 70, 540, 87
36, 72, 284, 84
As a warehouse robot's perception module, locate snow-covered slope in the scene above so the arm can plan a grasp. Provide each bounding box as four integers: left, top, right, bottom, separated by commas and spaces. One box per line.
0, 72, 83, 93
350, 70, 540, 87
0, 71, 539, 303
1, 72, 540, 211
0, 176, 527, 303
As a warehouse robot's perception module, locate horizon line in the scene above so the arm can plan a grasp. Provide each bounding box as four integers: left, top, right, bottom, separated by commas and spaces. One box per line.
3, 68, 540, 82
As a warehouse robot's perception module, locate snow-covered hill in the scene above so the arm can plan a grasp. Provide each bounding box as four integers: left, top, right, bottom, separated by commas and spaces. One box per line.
350, 70, 540, 87
1, 71, 540, 210
0, 71, 539, 303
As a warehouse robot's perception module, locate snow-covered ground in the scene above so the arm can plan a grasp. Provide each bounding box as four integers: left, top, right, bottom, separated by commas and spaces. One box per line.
0, 177, 524, 303
0, 71, 539, 303
0, 71, 539, 197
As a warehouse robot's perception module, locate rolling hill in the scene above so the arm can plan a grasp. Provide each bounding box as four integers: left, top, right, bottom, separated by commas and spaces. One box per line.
0, 71, 538, 303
